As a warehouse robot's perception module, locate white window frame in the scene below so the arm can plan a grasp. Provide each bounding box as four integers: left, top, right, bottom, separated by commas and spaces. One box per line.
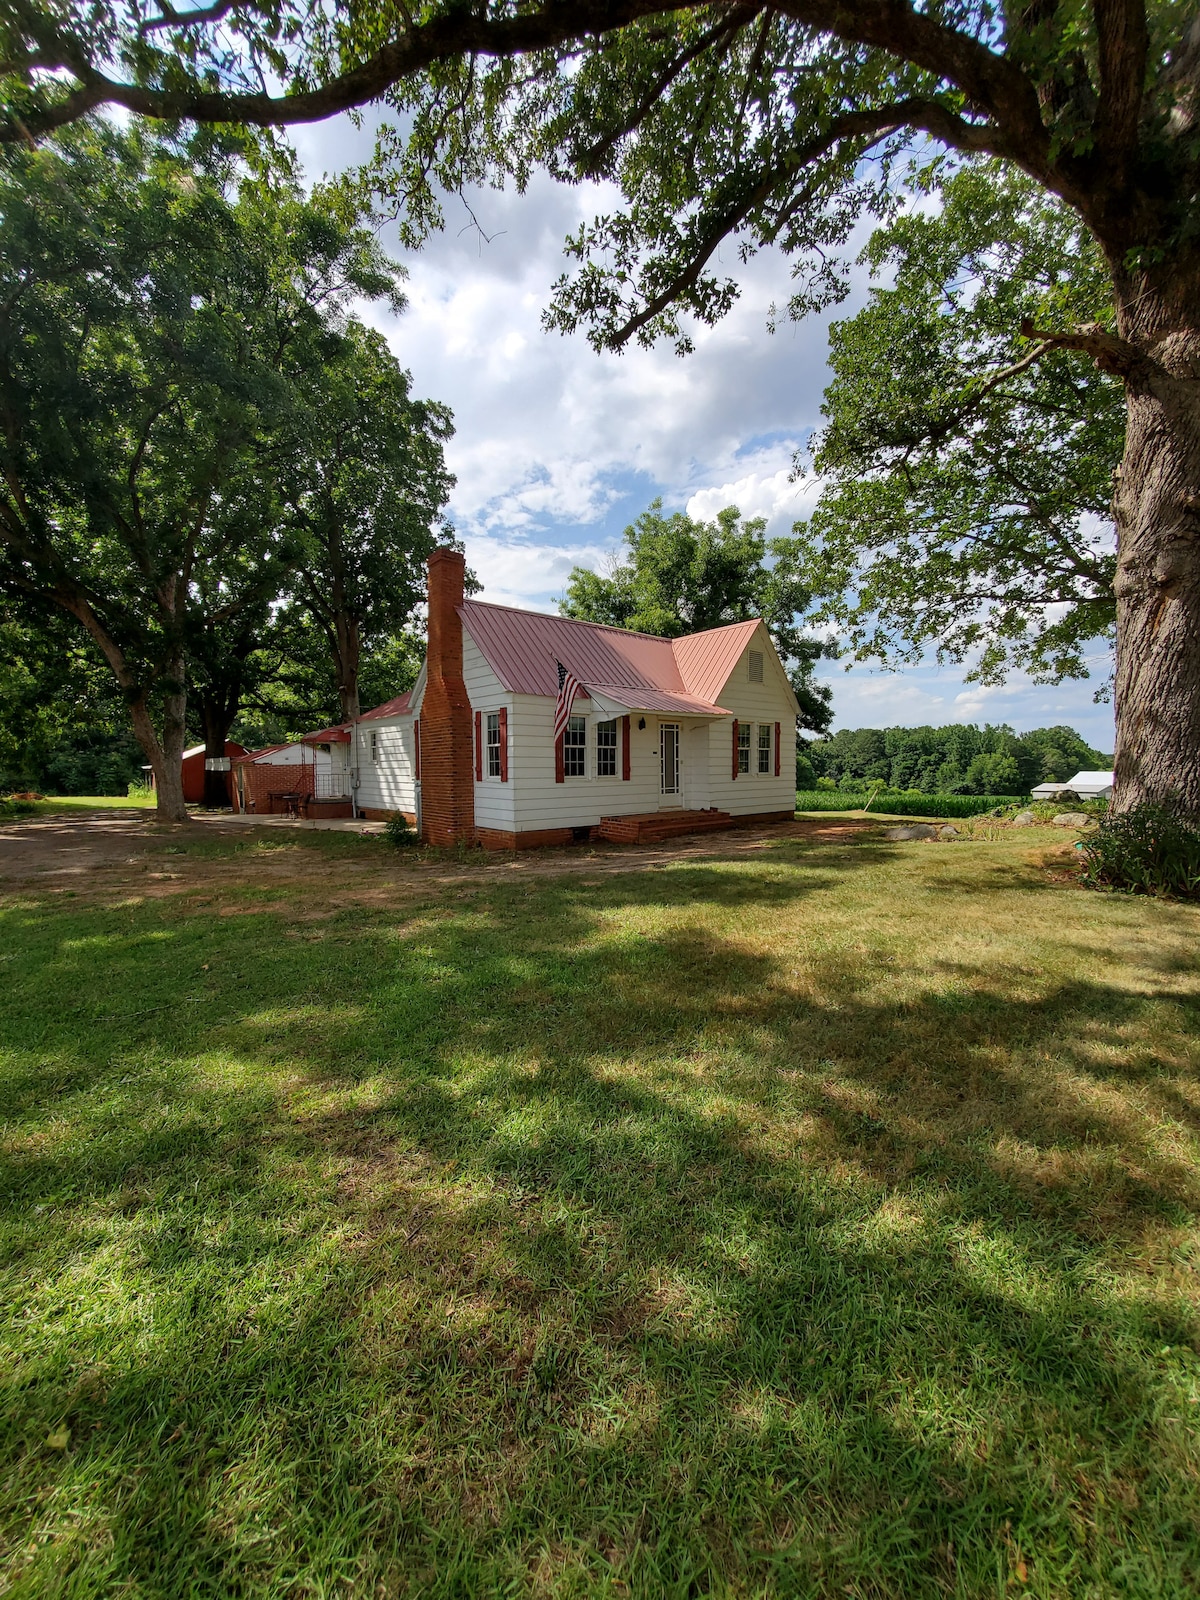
757, 723, 772, 774
737, 722, 751, 774
370, 729, 378, 764
486, 712, 502, 778
596, 718, 618, 778
563, 713, 587, 778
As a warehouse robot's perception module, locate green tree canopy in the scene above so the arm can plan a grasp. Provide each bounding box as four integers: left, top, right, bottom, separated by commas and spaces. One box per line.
561, 501, 834, 734
808, 721, 1110, 794
0, 119, 451, 816
279, 321, 456, 723
793, 163, 1122, 689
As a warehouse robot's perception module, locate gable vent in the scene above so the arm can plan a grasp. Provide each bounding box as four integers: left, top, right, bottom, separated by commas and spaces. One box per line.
748, 650, 764, 683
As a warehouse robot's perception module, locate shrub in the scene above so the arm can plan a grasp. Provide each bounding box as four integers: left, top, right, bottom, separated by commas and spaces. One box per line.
1079, 805, 1200, 899
383, 812, 417, 848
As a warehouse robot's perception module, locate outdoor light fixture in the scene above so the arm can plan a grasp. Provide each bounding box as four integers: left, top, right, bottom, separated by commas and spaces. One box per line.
638, 717, 646, 730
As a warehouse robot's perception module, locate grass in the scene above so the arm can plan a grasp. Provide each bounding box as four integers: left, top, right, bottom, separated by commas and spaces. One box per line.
4, 792, 158, 814
2, 821, 1200, 1597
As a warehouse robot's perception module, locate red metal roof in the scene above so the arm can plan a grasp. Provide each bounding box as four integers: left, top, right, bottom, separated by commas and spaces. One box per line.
233, 743, 296, 764
673, 619, 762, 705
359, 691, 413, 721
301, 724, 351, 745
457, 601, 767, 714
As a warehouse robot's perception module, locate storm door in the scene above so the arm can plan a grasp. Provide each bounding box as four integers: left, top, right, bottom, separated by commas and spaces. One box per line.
660, 722, 681, 799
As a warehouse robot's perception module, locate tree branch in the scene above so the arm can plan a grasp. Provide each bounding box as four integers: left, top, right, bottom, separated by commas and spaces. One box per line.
3, 0, 1053, 187
611, 98, 1010, 347
578, 6, 757, 175
1093, 0, 1148, 171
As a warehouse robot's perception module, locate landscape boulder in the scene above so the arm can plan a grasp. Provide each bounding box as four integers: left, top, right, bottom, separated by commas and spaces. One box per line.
937, 825, 960, 839
884, 824, 938, 841
1052, 812, 1092, 829
1011, 810, 1038, 826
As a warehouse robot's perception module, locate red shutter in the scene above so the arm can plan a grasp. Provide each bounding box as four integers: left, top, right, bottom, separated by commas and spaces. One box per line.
555, 731, 564, 783
731, 719, 739, 780
475, 710, 482, 781
499, 707, 508, 782
621, 715, 631, 781
775, 722, 781, 777
414, 719, 420, 780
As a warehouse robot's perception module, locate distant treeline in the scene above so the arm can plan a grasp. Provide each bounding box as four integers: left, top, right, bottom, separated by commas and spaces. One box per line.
799, 723, 1110, 796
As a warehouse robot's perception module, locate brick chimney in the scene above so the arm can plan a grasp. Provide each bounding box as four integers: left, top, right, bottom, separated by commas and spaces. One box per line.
420, 547, 475, 846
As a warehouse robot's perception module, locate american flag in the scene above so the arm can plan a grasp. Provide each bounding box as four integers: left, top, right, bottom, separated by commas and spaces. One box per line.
553, 660, 583, 741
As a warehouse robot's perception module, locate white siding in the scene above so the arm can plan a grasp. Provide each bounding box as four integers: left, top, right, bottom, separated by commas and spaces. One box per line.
353, 717, 417, 814
708, 634, 798, 817
508, 695, 666, 830
463, 635, 516, 832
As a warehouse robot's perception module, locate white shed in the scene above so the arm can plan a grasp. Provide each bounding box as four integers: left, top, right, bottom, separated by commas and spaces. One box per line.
1030, 770, 1114, 800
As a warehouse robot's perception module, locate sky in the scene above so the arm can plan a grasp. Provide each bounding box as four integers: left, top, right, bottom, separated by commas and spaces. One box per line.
292, 119, 1116, 754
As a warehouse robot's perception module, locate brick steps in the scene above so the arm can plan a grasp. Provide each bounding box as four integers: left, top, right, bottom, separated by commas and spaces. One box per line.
596, 809, 734, 844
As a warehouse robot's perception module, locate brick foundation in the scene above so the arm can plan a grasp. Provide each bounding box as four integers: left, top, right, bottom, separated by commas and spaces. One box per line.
476, 826, 576, 851
359, 807, 417, 825
420, 549, 476, 847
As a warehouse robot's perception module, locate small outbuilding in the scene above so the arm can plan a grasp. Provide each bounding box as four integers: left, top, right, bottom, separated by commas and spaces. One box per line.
1030, 770, 1114, 801
230, 739, 354, 817
142, 742, 247, 804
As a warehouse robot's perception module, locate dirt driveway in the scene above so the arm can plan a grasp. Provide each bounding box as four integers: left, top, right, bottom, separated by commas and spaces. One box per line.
0, 808, 883, 894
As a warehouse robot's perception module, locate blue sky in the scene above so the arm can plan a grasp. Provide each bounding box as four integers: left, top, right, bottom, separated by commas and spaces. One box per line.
292, 121, 1116, 755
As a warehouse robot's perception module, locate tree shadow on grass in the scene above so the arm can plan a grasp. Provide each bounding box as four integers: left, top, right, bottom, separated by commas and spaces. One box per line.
2, 859, 1200, 1597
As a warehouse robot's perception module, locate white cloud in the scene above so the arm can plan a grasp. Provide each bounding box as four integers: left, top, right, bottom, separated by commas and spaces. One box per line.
686, 462, 826, 536
287, 117, 1115, 748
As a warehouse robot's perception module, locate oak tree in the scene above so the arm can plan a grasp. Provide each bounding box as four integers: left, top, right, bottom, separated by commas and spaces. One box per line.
795, 163, 1123, 690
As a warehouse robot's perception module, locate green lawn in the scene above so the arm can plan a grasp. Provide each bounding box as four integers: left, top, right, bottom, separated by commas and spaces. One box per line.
5, 792, 158, 813
2, 824, 1199, 1597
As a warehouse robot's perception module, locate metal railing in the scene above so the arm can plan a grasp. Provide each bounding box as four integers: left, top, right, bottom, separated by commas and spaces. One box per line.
314, 770, 351, 799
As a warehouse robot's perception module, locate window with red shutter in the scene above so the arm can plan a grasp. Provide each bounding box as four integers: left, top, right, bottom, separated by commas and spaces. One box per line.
475, 710, 482, 781
498, 707, 508, 781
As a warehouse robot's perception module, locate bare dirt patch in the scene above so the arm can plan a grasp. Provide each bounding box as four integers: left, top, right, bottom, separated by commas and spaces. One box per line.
0, 809, 189, 880
0, 808, 883, 909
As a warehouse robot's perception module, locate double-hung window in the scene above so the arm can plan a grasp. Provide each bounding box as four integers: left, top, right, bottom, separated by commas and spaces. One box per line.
737, 722, 751, 774
370, 730, 378, 764
596, 719, 617, 777
486, 712, 502, 778
757, 723, 772, 774
563, 714, 587, 777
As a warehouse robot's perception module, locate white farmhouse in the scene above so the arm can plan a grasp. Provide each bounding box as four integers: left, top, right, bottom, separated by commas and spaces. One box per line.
346, 546, 799, 848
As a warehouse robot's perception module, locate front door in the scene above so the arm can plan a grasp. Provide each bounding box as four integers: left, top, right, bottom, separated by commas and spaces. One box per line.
660, 722, 681, 804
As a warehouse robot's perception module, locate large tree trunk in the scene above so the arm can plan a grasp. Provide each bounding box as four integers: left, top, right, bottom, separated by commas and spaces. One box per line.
1110, 283, 1200, 823
335, 610, 361, 723
128, 681, 189, 823
198, 696, 235, 808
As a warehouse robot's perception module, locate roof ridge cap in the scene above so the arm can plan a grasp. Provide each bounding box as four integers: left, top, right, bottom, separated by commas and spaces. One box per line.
460, 597, 672, 644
